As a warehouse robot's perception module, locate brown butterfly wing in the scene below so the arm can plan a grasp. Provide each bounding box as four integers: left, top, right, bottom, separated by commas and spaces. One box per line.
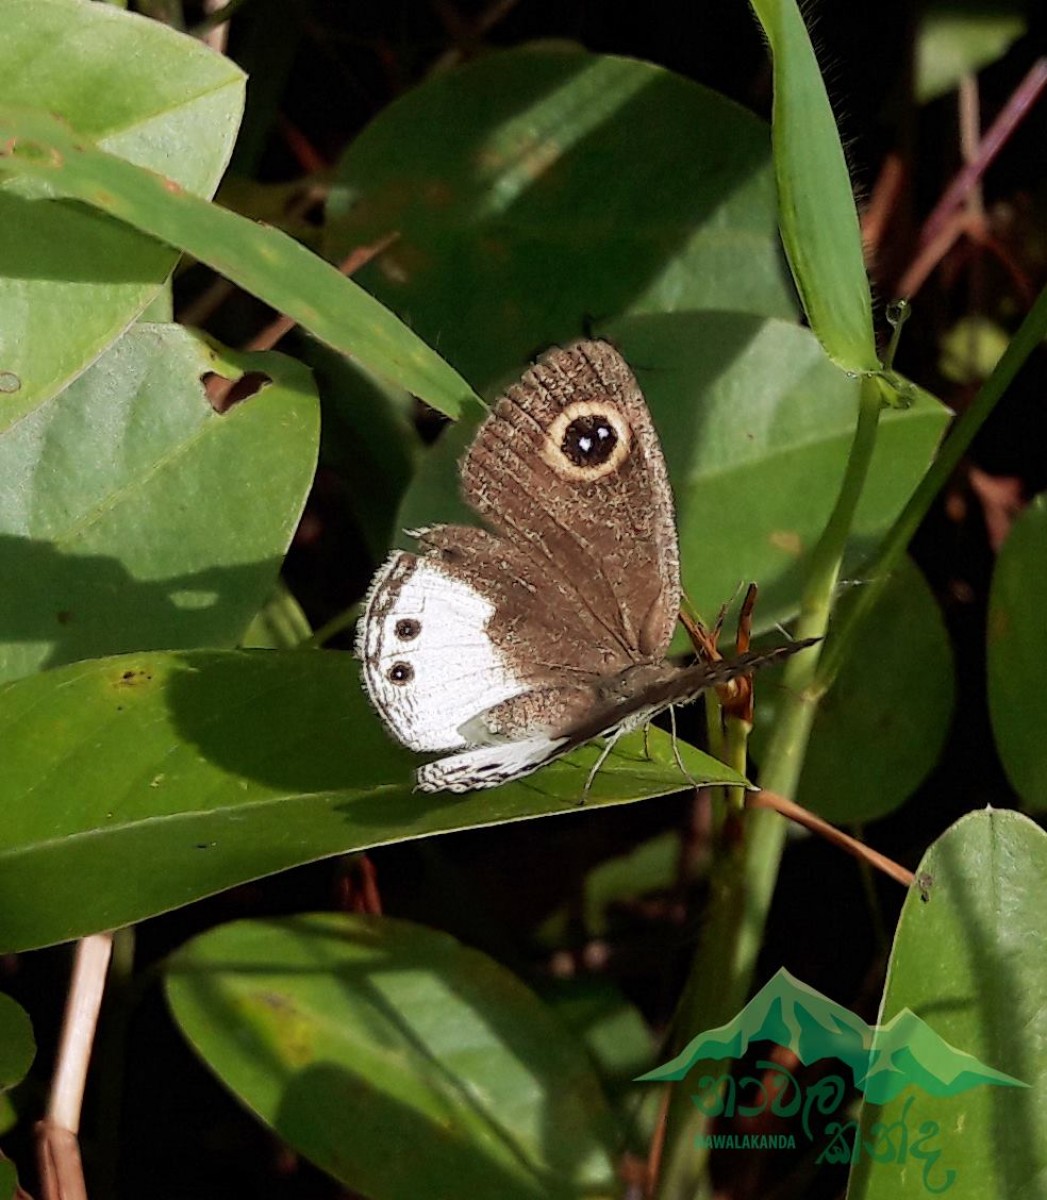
415, 523, 630, 680
460, 340, 681, 665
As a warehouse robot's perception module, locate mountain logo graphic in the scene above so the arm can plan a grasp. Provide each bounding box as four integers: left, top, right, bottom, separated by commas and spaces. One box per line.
636, 967, 1026, 1103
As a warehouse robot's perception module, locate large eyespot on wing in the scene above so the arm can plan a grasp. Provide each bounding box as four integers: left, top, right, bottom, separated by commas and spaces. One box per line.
459, 340, 681, 661
356, 551, 530, 752
541, 399, 633, 482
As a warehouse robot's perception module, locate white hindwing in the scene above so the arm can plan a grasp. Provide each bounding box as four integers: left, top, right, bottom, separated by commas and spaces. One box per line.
416, 736, 568, 793
357, 552, 529, 753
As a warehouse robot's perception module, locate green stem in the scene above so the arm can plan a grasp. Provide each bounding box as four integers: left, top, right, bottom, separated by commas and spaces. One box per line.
723, 714, 751, 812
301, 602, 361, 650
817, 279, 1047, 690
655, 377, 883, 1198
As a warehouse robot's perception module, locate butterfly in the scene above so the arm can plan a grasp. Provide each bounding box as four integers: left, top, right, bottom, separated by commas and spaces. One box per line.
357, 340, 812, 793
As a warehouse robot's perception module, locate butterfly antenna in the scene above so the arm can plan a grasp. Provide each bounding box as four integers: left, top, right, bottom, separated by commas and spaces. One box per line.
711, 604, 728, 642
774, 621, 800, 643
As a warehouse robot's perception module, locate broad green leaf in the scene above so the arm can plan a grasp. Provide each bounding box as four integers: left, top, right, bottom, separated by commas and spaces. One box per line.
325, 44, 796, 393
395, 313, 951, 632
848, 810, 1047, 1199
0, 994, 34, 1091
988, 492, 1047, 809
0, 648, 746, 953
165, 914, 619, 1200
0, 0, 244, 425
753, 557, 954, 822
0, 107, 477, 419
0, 325, 319, 683
917, 2, 1027, 103
749, 0, 879, 374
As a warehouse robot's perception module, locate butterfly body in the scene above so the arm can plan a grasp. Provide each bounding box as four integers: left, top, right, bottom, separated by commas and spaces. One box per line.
357, 341, 809, 793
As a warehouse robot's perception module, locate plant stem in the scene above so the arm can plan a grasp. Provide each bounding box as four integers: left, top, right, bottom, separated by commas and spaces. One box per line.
302, 601, 361, 650
723, 714, 751, 812
817, 278, 1047, 691
655, 377, 883, 1198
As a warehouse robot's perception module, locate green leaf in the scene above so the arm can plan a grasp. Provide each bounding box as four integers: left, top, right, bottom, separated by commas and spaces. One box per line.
541, 977, 654, 1091
303, 338, 422, 562
0, 0, 244, 424
847, 810, 1047, 1199
0, 648, 746, 953
165, 914, 619, 1199
753, 557, 954, 822
748, 0, 879, 373
988, 492, 1047, 809
0, 106, 477, 419
540, 976, 663, 1152
939, 315, 1009, 385
0, 325, 319, 683
537, 830, 685, 946
0, 994, 34, 1092
325, 44, 796, 392
0, 1158, 17, 1200
396, 313, 951, 633
917, 2, 1027, 103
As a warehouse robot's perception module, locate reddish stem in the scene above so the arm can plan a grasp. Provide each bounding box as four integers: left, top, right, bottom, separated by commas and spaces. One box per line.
921, 57, 1047, 249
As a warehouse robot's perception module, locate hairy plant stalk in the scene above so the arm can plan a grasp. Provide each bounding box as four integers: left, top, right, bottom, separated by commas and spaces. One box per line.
817, 279, 1047, 690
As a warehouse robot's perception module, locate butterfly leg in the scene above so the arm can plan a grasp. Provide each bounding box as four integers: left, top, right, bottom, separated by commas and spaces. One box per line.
667, 704, 700, 790
580, 727, 629, 804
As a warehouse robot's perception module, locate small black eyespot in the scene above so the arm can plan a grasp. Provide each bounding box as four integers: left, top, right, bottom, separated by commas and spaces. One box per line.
388, 662, 413, 684
561, 413, 618, 468
395, 618, 420, 640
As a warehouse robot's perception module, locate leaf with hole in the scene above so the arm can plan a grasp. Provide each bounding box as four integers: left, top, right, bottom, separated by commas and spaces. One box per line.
0, 106, 476, 419
0, 324, 319, 683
